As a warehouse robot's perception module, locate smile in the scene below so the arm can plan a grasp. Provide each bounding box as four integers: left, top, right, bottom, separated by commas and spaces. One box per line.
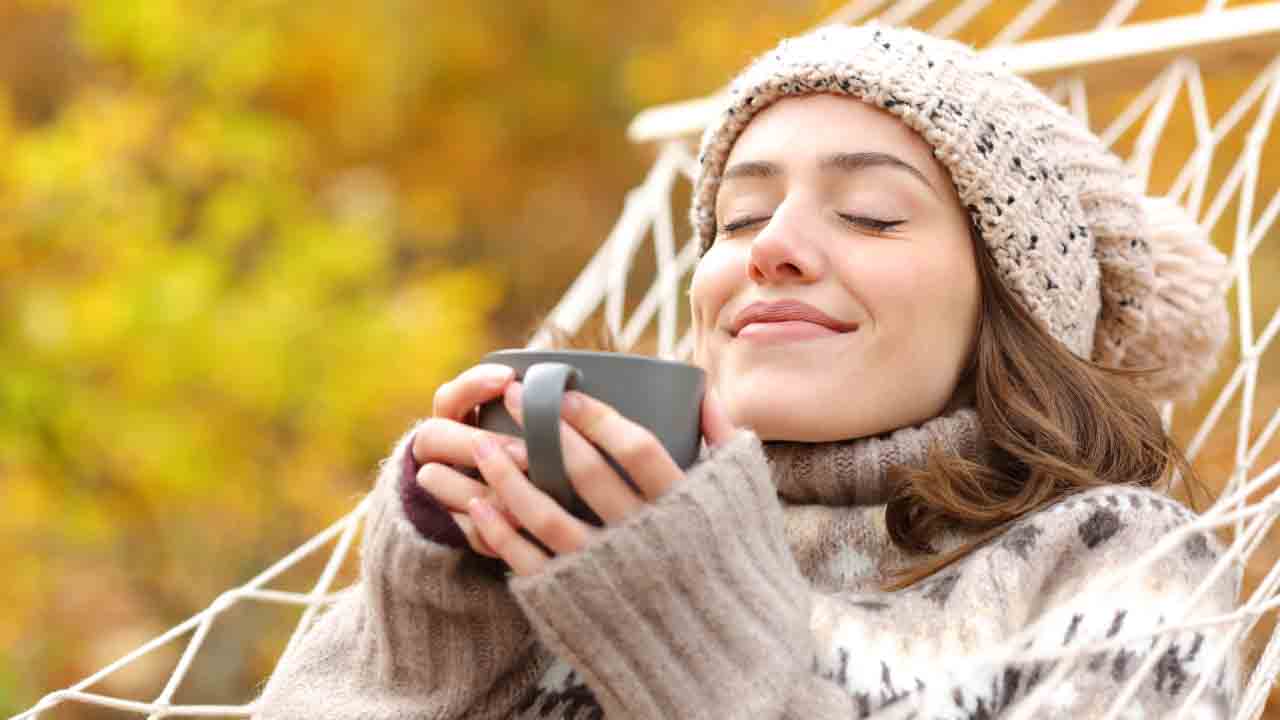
734, 320, 858, 344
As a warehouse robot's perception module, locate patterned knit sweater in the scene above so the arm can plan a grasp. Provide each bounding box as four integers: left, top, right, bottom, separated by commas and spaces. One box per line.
253, 411, 1243, 719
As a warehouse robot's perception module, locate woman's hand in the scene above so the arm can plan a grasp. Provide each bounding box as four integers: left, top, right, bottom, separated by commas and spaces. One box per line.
465, 382, 737, 576
412, 363, 531, 558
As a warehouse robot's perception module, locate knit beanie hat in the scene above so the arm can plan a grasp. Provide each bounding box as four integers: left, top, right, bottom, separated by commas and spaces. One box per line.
690, 23, 1231, 403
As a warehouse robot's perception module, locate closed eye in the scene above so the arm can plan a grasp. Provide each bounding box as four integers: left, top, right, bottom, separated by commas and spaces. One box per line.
717, 214, 906, 235
836, 213, 907, 232
718, 216, 766, 234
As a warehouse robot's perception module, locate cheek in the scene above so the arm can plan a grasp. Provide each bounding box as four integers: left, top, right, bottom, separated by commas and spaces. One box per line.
837, 244, 977, 339
690, 248, 744, 377
689, 247, 744, 330
833, 251, 918, 324
923, 244, 980, 322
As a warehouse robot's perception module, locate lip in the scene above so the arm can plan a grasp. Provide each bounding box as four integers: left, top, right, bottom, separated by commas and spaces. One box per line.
730, 299, 859, 337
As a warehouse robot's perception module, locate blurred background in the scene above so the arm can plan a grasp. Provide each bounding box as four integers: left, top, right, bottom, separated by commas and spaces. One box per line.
1, 0, 1277, 716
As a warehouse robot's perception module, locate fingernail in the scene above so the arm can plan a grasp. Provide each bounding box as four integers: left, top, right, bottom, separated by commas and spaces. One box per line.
504, 382, 523, 405
563, 391, 583, 414
483, 364, 515, 381
468, 497, 497, 521
504, 440, 527, 464
473, 434, 498, 460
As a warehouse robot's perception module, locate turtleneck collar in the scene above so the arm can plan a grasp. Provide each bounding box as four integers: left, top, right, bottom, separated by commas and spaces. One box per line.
761, 407, 985, 507
752, 406, 987, 591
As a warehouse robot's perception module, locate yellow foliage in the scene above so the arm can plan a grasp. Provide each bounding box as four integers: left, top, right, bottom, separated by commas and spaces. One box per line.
404, 185, 464, 245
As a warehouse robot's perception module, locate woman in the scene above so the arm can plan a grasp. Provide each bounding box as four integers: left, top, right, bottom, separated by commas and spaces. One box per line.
255, 22, 1241, 719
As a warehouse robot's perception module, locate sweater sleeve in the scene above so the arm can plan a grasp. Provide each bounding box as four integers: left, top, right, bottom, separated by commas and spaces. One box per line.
508, 431, 1244, 720
253, 420, 551, 720
396, 427, 469, 548
508, 429, 854, 719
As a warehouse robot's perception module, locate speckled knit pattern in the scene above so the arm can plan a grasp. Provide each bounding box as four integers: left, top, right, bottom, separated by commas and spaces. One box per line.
689, 23, 1230, 403
253, 416, 1243, 719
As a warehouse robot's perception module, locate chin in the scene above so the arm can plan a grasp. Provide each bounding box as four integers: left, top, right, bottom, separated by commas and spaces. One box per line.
723, 390, 844, 443
722, 380, 928, 443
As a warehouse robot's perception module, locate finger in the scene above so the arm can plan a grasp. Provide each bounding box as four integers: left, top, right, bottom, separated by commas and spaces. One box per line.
411, 417, 528, 470
450, 511, 499, 558
470, 432, 595, 556
701, 386, 738, 448
468, 497, 548, 576
418, 463, 524, 522
502, 382, 645, 523
538, 386, 683, 502
416, 462, 524, 529
432, 364, 516, 421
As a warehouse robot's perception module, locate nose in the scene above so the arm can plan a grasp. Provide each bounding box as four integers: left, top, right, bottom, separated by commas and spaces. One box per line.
747, 204, 824, 285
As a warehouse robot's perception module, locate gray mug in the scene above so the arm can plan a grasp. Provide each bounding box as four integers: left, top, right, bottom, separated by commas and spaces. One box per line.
476, 349, 706, 525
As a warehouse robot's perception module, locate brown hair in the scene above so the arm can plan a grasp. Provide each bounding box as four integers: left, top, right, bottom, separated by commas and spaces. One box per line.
531, 222, 1207, 592
880, 222, 1207, 590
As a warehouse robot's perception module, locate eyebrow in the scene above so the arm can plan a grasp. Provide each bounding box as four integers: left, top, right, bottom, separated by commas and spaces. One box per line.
720, 151, 938, 197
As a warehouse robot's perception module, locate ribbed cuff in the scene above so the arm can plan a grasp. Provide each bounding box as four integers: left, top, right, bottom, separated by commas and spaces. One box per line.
397, 428, 468, 548
252, 420, 547, 716
362, 421, 508, 596
509, 430, 837, 719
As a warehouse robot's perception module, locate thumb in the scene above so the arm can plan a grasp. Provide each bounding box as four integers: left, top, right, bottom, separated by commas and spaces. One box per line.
700, 387, 737, 448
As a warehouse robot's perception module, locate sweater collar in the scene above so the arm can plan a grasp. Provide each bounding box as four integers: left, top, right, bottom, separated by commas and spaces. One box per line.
760, 407, 985, 506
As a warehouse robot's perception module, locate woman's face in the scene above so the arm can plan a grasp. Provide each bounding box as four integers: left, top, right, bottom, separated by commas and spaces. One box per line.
690, 93, 980, 442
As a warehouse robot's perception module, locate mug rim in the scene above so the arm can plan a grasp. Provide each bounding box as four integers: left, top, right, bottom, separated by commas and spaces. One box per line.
483, 348, 703, 374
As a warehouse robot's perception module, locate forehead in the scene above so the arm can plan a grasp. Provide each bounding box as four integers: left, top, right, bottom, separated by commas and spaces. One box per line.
722, 93, 951, 190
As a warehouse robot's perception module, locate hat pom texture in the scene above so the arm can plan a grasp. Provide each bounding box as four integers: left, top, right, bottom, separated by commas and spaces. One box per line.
1129, 196, 1231, 403
690, 23, 1231, 403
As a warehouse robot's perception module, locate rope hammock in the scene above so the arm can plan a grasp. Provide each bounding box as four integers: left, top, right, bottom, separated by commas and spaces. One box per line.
14, 1, 1280, 718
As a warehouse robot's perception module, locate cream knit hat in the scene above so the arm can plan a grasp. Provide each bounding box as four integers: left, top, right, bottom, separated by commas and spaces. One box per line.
691, 23, 1231, 403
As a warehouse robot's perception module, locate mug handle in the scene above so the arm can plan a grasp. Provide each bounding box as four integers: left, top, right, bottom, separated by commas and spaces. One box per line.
522, 361, 584, 512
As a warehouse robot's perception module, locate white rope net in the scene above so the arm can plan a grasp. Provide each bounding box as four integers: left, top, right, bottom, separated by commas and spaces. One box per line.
14, 1, 1280, 718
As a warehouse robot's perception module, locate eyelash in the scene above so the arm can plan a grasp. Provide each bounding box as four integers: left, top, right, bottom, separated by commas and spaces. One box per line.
718, 213, 906, 236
